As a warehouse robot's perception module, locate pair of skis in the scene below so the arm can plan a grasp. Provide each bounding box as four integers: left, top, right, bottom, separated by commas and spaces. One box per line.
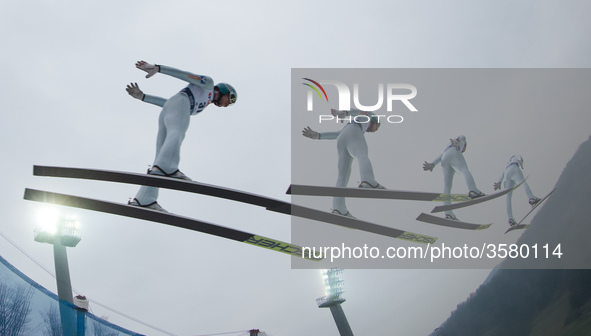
24, 166, 537, 262
24, 166, 436, 261
290, 180, 553, 234
503, 188, 557, 234
288, 181, 525, 231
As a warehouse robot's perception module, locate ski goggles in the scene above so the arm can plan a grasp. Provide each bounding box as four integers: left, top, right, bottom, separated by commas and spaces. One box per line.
228, 91, 237, 105
369, 116, 380, 131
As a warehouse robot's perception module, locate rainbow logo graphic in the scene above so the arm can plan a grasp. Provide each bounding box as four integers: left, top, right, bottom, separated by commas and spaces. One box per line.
302, 78, 329, 102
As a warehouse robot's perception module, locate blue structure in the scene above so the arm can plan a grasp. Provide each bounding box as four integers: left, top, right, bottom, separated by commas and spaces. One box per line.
0, 254, 144, 336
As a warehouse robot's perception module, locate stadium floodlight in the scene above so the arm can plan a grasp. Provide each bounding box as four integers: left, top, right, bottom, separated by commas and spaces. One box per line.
316, 268, 353, 336
36, 207, 60, 235
34, 210, 83, 335
33, 211, 82, 300
317, 268, 346, 308
34, 213, 81, 247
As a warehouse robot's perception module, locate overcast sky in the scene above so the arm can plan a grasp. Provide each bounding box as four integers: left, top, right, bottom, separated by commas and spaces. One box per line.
2, 1, 591, 335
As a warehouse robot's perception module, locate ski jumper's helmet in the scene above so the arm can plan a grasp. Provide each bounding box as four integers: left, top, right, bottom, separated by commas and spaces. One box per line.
215, 83, 237, 105
508, 155, 524, 169
452, 135, 467, 153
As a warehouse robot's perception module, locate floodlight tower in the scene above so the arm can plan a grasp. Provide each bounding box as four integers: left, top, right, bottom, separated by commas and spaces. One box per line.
35, 213, 82, 336
316, 268, 354, 336
35, 214, 81, 302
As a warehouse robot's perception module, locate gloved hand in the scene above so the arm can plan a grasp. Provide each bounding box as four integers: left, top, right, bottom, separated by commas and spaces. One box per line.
302, 126, 320, 140
331, 108, 348, 118
423, 161, 435, 172
136, 60, 159, 78
493, 182, 501, 190
126, 82, 144, 100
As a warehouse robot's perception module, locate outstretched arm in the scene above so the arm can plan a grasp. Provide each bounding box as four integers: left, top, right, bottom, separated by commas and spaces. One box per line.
331, 108, 374, 118
347, 108, 374, 117
302, 126, 341, 140
135, 60, 215, 90
126, 82, 167, 107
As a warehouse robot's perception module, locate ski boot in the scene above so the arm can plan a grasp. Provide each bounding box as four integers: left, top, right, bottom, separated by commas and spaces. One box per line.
508, 218, 517, 226
468, 190, 486, 199
128, 198, 169, 213
445, 213, 459, 221
358, 181, 386, 189
331, 209, 356, 218
529, 197, 541, 207
148, 165, 192, 181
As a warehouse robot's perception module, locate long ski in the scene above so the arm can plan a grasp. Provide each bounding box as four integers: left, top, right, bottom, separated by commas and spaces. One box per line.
504, 188, 556, 234
430, 179, 527, 213
32, 166, 437, 244
33, 166, 286, 209
416, 213, 492, 230
287, 184, 473, 202
23, 188, 322, 261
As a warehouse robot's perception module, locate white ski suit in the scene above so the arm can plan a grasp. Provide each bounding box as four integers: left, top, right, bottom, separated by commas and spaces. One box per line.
496, 155, 538, 223
426, 136, 483, 219
134, 65, 215, 206
313, 109, 382, 215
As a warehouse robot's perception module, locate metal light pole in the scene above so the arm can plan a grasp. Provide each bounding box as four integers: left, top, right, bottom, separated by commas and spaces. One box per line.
35, 213, 82, 336
316, 268, 354, 336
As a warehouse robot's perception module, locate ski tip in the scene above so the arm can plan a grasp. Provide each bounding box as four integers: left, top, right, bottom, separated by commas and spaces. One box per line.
504, 224, 529, 234
32, 165, 42, 176
286, 185, 292, 194
429, 206, 444, 213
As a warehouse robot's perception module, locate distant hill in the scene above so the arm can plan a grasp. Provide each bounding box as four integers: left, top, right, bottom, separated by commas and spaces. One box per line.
432, 135, 591, 336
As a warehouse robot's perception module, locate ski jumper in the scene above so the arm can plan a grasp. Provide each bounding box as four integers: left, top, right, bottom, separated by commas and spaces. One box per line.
316, 109, 381, 215
134, 65, 214, 206
429, 137, 482, 219
496, 155, 537, 222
